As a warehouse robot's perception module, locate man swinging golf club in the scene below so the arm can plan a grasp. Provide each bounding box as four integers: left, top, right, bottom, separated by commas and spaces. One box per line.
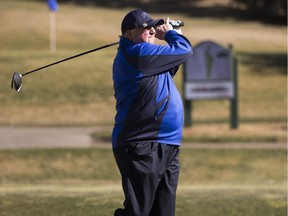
112, 9, 193, 216
10, 8, 192, 215
10, 14, 183, 92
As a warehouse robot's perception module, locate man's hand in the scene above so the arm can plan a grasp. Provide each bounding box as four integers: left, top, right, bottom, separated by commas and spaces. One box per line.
155, 17, 183, 40
155, 17, 173, 40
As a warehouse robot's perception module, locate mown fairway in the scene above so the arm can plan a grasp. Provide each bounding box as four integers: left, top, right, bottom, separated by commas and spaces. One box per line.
0, 148, 286, 216
0, 0, 286, 142
0, 1, 286, 128
0, 1, 287, 216
1, 185, 286, 216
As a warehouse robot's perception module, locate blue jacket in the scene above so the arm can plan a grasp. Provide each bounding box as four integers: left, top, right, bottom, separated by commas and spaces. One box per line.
112, 30, 193, 148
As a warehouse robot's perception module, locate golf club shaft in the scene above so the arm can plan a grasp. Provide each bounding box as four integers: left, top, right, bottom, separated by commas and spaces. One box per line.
22, 42, 119, 77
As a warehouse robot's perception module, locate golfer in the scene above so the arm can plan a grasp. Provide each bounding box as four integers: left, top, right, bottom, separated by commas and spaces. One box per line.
112, 9, 193, 216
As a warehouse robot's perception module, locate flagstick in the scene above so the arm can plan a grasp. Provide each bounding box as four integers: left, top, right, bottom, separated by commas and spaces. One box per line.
49, 11, 56, 53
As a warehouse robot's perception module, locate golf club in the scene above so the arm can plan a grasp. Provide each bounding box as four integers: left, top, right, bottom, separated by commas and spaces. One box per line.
11, 41, 119, 92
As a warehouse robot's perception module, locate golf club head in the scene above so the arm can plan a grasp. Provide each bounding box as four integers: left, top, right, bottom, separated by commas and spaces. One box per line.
11, 72, 23, 92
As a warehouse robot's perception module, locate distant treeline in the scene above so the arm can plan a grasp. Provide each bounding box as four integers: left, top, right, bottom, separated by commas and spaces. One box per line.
40, 0, 286, 24
231, 0, 287, 18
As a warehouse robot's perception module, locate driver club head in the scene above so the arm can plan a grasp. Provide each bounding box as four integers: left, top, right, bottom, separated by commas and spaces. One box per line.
11, 72, 23, 92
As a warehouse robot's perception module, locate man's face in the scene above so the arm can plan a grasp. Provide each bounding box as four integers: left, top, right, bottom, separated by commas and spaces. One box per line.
126, 26, 156, 44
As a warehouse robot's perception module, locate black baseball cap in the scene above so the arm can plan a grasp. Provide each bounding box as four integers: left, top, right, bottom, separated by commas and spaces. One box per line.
121, 9, 164, 34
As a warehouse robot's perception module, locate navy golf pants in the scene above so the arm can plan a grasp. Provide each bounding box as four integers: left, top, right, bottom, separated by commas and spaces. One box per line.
113, 142, 180, 216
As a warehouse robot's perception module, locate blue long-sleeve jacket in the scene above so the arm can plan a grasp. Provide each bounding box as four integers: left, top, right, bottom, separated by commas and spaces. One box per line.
112, 30, 193, 148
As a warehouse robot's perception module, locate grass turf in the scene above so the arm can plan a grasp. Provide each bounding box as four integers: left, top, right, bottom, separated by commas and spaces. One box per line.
0, 185, 286, 216
0, 148, 287, 216
0, 2, 286, 215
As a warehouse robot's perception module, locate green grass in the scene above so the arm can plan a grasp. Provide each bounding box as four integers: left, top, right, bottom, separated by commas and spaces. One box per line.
0, 2, 286, 215
1, 186, 286, 216
0, 148, 286, 215
92, 122, 287, 143
0, 0, 286, 143
0, 0, 286, 126
176, 187, 287, 216
1, 148, 286, 184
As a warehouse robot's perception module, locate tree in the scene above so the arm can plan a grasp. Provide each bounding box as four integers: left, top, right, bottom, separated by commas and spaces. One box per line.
231, 0, 287, 19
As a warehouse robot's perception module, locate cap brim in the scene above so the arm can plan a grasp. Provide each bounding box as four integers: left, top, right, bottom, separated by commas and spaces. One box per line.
147, 18, 164, 27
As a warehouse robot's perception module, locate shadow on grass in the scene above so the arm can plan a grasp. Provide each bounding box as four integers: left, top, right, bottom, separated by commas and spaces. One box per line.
57, 0, 287, 26
238, 52, 287, 75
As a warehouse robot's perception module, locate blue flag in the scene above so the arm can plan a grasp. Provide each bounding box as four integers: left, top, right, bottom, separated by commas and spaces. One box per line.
48, 0, 58, 12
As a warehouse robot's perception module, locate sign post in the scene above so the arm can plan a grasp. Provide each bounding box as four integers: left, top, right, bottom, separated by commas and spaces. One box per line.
183, 41, 238, 128
230, 50, 238, 128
